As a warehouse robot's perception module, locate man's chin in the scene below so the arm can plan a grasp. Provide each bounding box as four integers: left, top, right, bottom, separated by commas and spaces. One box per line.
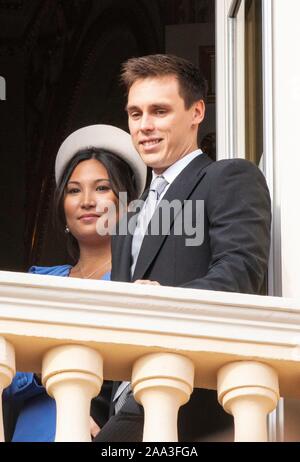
139, 153, 163, 170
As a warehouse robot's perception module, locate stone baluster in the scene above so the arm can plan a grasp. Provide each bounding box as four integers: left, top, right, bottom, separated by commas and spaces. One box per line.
42, 344, 103, 442
218, 361, 279, 441
0, 337, 15, 442
132, 353, 194, 442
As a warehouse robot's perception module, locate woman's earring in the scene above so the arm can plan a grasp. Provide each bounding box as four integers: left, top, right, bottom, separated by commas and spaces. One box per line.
65, 226, 70, 234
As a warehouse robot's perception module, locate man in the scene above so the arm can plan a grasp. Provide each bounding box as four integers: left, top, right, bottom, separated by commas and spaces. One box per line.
95, 54, 271, 442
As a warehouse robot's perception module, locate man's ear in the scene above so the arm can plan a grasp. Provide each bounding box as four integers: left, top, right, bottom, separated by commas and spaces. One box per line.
192, 99, 205, 126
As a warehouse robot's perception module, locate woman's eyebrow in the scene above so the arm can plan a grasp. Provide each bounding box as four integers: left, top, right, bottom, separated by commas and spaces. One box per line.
67, 179, 110, 185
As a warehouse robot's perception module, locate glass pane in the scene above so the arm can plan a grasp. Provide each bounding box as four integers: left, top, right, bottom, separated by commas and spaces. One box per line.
164, 0, 216, 161
245, 0, 263, 166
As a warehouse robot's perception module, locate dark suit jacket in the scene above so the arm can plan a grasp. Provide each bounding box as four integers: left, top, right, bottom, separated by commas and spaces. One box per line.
95, 154, 271, 442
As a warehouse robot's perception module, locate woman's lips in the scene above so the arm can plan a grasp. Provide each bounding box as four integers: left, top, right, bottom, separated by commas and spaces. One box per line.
79, 214, 100, 222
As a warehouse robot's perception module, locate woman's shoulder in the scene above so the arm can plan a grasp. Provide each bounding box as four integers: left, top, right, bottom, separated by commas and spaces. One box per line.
101, 271, 111, 281
28, 265, 72, 277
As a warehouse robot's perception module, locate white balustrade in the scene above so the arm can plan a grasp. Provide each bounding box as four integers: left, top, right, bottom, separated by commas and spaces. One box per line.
1, 271, 300, 442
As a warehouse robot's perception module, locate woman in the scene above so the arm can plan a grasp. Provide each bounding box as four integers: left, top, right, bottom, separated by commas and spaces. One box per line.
3, 124, 146, 442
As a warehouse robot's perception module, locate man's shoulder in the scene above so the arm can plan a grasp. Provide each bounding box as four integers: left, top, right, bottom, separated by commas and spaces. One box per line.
208, 157, 259, 170
205, 157, 263, 178
179, 155, 260, 177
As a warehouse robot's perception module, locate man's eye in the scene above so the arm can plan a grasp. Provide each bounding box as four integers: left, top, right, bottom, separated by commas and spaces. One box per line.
156, 109, 166, 115
130, 112, 141, 119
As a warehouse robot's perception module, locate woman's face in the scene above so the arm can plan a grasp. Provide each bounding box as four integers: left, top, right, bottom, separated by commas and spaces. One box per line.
64, 159, 119, 244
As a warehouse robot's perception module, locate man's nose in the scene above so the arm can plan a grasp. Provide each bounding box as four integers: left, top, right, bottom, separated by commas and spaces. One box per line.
140, 113, 154, 131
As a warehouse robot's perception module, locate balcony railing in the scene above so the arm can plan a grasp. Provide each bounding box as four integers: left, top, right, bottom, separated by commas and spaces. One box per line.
0, 270, 299, 442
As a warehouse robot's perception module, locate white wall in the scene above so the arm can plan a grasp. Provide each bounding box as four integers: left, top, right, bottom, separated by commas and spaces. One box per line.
272, 0, 300, 297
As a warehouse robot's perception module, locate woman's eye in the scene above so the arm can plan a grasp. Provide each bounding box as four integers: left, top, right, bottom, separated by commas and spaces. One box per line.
67, 188, 80, 194
96, 185, 110, 192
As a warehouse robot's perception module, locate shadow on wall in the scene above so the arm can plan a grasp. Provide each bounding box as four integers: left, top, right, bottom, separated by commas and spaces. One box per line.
200, 132, 216, 162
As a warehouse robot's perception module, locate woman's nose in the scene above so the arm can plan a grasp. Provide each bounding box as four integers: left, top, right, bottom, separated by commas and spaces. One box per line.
81, 191, 96, 208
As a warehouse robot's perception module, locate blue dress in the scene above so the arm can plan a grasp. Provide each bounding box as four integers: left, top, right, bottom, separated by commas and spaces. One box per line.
3, 265, 111, 442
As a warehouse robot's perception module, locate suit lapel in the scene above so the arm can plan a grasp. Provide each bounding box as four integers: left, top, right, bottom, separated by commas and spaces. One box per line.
133, 154, 213, 280
109, 381, 121, 417
112, 191, 149, 282
112, 211, 136, 282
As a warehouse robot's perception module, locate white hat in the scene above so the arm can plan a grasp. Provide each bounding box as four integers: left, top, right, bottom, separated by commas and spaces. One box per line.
55, 124, 147, 196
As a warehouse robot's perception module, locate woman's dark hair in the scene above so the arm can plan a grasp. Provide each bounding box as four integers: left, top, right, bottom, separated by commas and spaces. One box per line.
53, 147, 138, 262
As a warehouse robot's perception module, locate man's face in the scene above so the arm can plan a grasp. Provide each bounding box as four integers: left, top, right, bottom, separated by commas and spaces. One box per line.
127, 75, 205, 174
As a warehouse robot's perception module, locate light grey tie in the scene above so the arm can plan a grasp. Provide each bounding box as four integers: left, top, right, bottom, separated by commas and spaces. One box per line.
114, 177, 169, 414
113, 382, 132, 414
131, 175, 169, 277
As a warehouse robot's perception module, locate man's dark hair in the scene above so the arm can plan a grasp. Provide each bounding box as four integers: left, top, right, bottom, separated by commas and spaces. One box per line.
121, 54, 208, 108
